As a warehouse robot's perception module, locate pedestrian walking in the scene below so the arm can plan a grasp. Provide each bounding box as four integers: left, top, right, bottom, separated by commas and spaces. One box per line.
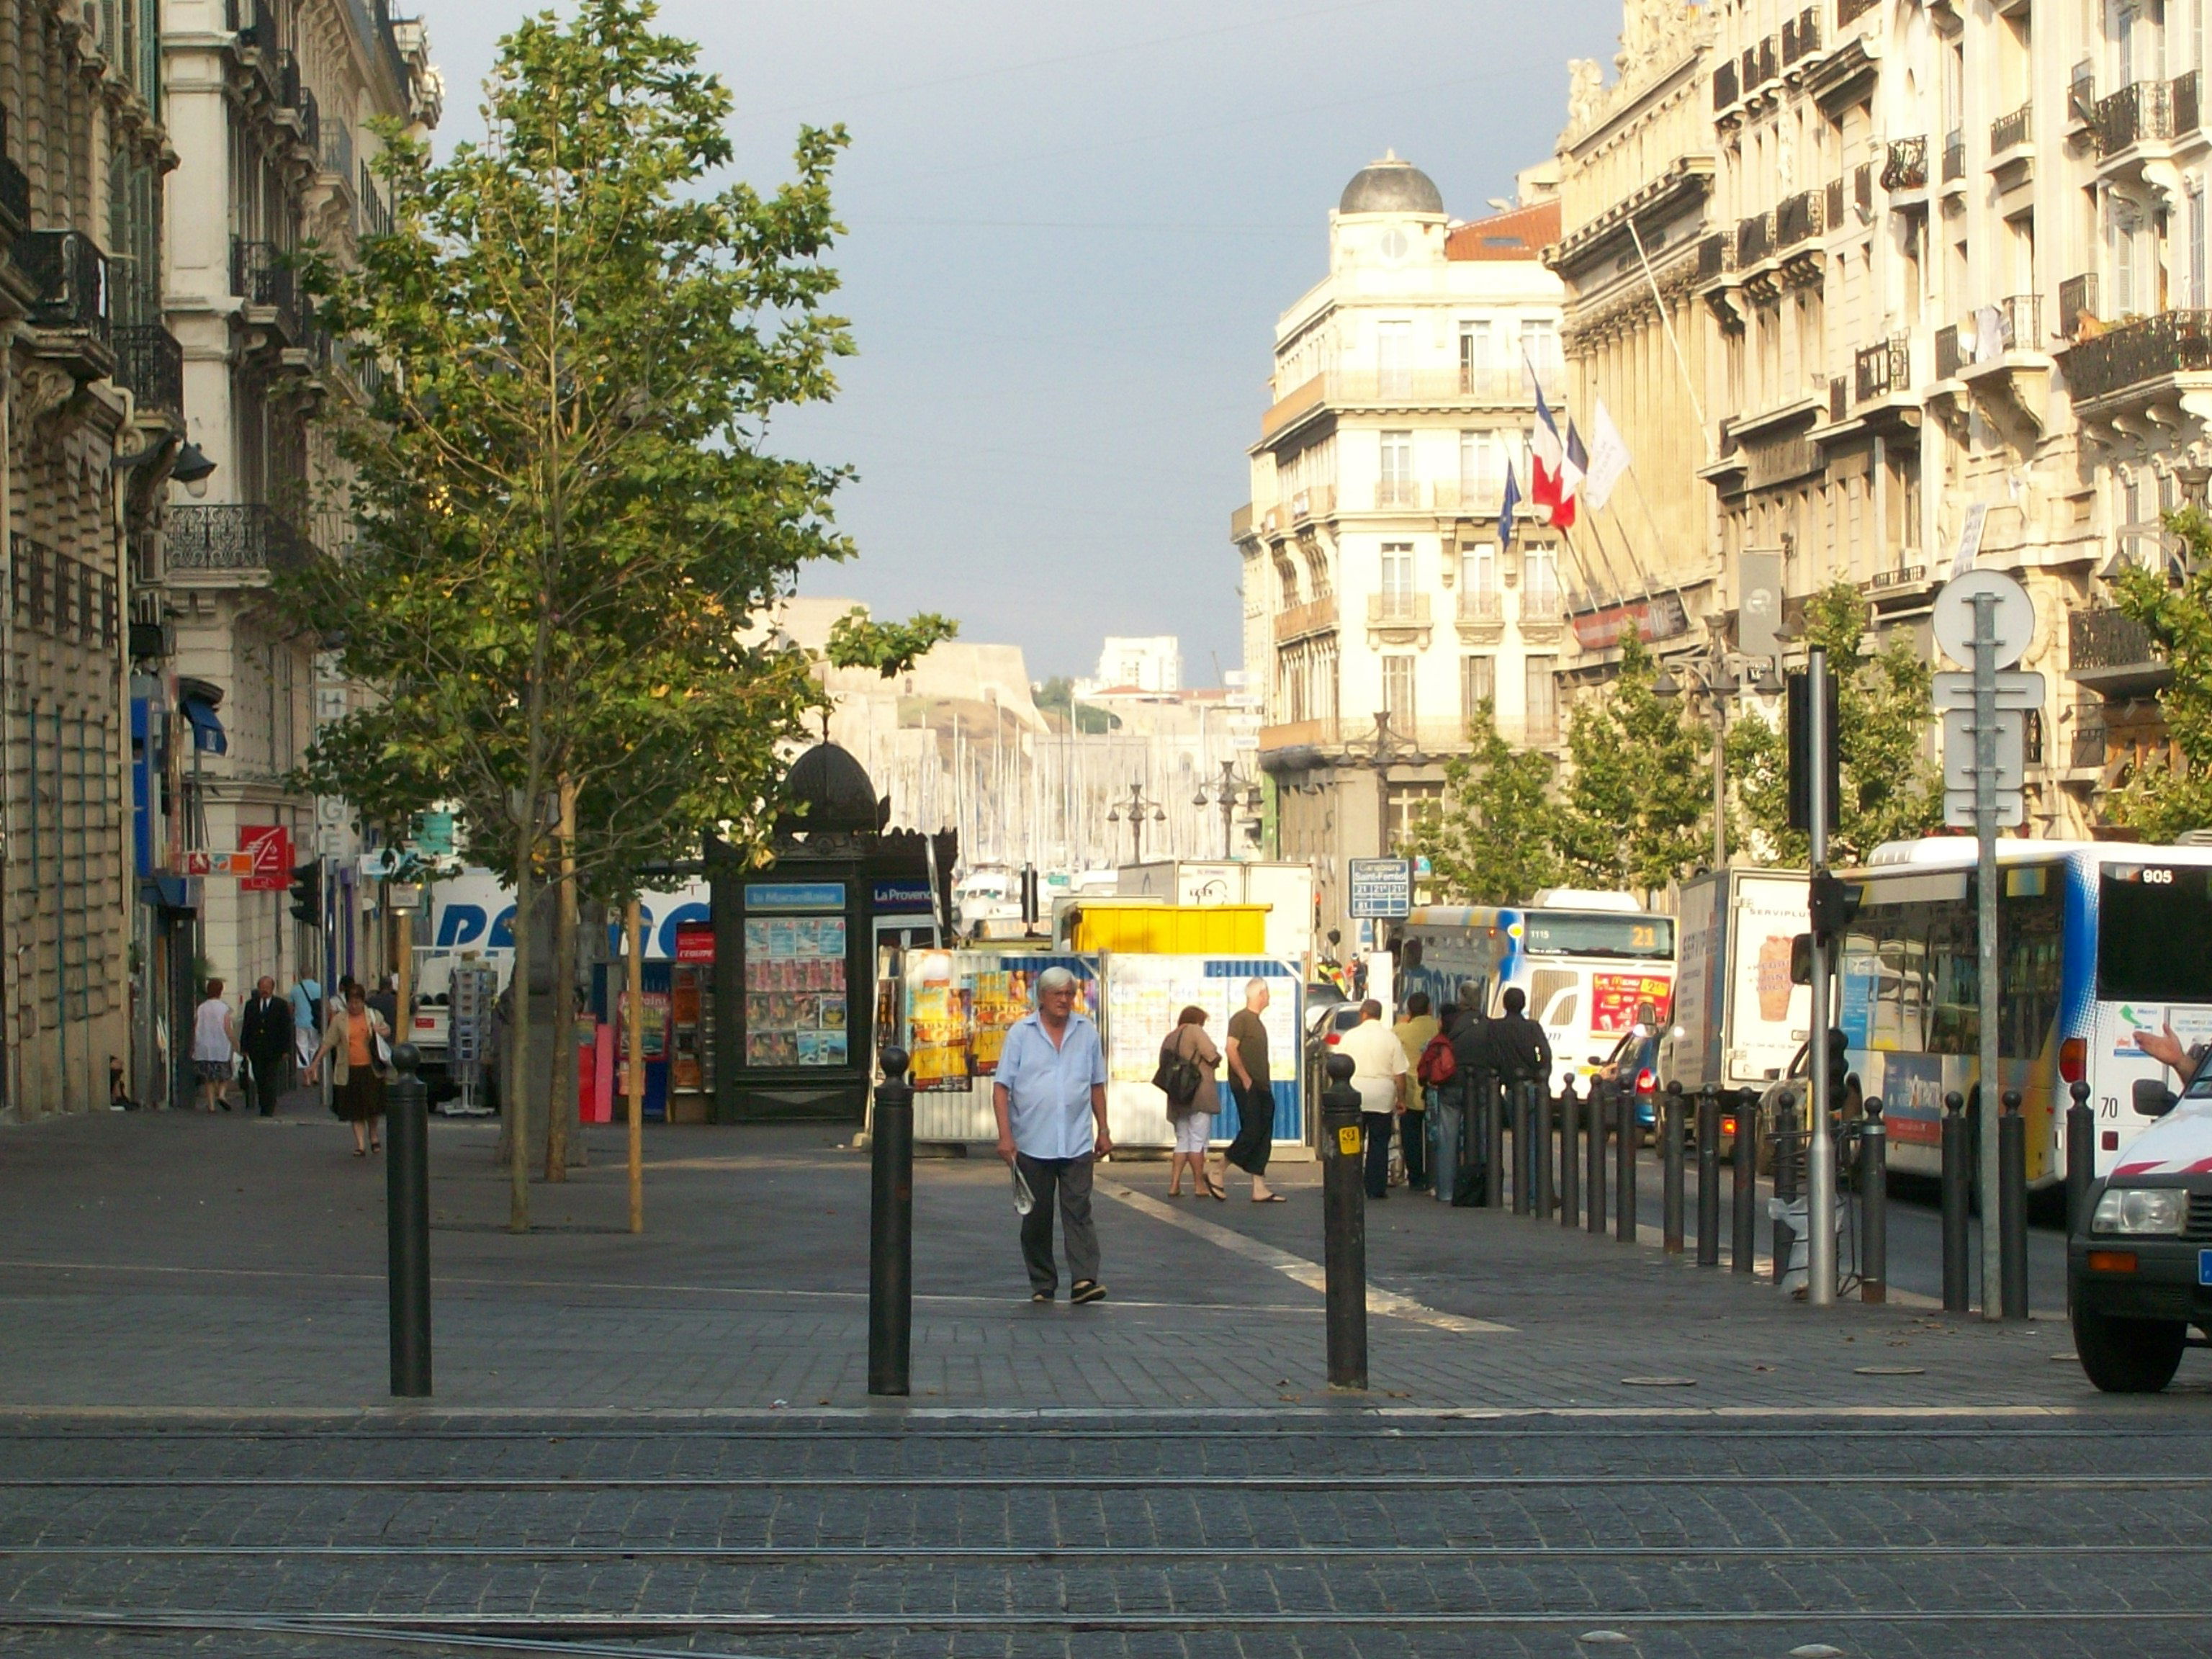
1154, 1005, 1222, 1200
1446, 984, 1498, 1204
368, 975, 400, 1035
310, 981, 393, 1158
1491, 985, 1553, 1088
238, 976, 295, 1118
190, 980, 238, 1113
1221, 978, 1281, 1202
1337, 999, 1408, 1200
288, 973, 323, 1073
1393, 992, 1439, 1192
992, 966, 1112, 1304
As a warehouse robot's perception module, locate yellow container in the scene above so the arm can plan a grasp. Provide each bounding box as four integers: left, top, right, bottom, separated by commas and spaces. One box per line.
1066, 903, 1269, 956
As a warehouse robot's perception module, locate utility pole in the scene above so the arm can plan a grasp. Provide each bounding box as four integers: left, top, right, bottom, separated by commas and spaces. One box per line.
1806, 647, 1836, 1307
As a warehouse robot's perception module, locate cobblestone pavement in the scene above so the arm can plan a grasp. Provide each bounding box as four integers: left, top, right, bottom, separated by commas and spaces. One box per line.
1, 1112, 2209, 1656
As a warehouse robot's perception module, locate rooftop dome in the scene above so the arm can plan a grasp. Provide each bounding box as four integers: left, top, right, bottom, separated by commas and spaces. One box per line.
783, 741, 881, 834
1339, 150, 1444, 216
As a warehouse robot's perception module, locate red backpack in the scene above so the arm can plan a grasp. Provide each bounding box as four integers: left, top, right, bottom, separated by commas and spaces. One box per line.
1416, 1030, 1457, 1087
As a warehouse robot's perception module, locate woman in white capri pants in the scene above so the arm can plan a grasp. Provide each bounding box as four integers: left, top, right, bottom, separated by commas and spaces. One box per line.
1161, 1005, 1223, 1199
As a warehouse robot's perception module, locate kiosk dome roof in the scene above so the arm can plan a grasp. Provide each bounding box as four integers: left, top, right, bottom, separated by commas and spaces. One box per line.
784, 741, 879, 832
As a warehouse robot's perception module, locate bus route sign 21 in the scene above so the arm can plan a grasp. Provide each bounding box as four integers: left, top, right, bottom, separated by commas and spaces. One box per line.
1349, 858, 1413, 920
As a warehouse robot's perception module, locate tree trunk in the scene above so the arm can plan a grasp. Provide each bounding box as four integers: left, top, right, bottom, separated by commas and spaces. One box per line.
505, 842, 534, 1233
547, 776, 579, 1180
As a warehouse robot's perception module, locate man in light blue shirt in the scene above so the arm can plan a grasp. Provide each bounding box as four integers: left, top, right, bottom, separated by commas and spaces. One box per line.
993, 966, 1112, 1304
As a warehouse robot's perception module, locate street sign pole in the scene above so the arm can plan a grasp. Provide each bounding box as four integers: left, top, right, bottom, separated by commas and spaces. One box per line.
1973, 590, 2002, 1321
1806, 647, 1835, 1308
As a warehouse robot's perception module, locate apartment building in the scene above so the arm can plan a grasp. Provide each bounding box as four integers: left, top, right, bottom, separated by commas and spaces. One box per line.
1233, 153, 1568, 940
155, 0, 438, 1058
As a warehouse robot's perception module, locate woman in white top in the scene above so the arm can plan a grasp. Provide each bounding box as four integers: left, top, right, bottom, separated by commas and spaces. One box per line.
191, 979, 237, 1112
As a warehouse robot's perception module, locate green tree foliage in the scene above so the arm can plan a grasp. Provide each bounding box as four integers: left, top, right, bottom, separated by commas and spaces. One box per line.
825, 607, 960, 677
1727, 583, 1942, 865
1034, 675, 1118, 734
1408, 701, 1561, 904
2107, 508, 2212, 837
1553, 634, 1712, 894
292, 0, 853, 1222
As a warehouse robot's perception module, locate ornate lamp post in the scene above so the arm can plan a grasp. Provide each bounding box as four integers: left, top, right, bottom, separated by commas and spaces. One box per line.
1193, 760, 1263, 860
1105, 782, 1167, 866
1653, 647, 1784, 870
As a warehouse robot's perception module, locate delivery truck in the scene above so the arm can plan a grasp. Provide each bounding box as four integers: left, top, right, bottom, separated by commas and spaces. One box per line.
1665, 868, 1812, 1094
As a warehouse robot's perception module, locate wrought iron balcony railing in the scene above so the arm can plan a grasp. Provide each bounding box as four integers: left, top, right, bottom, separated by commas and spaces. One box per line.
166, 503, 320, 575
1942, 128, 1965, 181
230, 237, 300, 338
1838, 0, 1880, 24
112, 323, 183, 415
1854, 333, 1910, 401
12, 533, 118, 647
2071, 607, 2159, 671
1881, 135, 1928, 189
321, 114, 353, 181
295, 85, 320, 156
2059, 274, 2098, 338
1696, 232, 1731, 281
12, 229, 109, 338
1991, 102, 2033, 153
1776, 188, 1823, 247
1936, 323, 1961, 380
1713, 59, 1739, 110
2091, 76, 2197, 153
1737, 209, 1773, 266
2064, 309, 2212, 401
0, 106, 25, 231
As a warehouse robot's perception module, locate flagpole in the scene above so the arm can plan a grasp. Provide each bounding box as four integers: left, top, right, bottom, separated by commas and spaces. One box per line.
1625, 218, 1712, 464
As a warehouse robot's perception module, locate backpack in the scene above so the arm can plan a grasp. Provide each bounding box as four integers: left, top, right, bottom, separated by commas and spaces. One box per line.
1416, 1029, 1457, 1087
1152, 1030, 1203, 1105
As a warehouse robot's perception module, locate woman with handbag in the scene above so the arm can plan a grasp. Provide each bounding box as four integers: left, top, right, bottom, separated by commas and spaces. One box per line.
310, 981, 393, 1157
1156, 1006, 1223, 1199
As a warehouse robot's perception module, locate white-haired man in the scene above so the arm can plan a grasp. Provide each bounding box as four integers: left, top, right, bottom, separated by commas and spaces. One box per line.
994, 966, 1112, 1303
1222, 977, 1280, 1202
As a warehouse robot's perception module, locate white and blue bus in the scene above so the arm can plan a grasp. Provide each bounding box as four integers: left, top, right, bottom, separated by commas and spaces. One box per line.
1840, 838, 2212, 1189
1395, 891, 1677, 1092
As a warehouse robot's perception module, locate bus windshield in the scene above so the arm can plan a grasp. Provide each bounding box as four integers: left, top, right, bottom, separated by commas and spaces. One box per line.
2099, 865, 2212, 1003
1520, 911, 1673, 959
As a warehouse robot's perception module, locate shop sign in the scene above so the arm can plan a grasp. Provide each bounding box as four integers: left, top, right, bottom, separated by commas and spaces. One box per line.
1570, 592, 1689, 652
871, 879, 935, 914
673, 922, 716, 963
745, 881, 845, 913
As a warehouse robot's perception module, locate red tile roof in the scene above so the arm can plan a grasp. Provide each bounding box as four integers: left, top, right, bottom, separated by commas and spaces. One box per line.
1446, 199, 1560, 262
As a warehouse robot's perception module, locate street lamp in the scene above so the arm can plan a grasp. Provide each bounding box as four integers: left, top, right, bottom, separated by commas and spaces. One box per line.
1653, 646, 1784, 869
1105, 781, 1167, 866
1193, 760, 1262, 859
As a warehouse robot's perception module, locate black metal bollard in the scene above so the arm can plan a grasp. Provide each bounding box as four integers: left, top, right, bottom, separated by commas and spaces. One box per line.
869, 1047, 916, 1397
385, 1043, 432, 1398
1941, 1090, 1970, 1313
1859, 1096, 1887, 1304
1558, 1075, 1581, 1230
1587, 1076, 1609, 1235
1662, 1081, 1686, 1254
1696, 1084, 1720, 1267
2000, 1089, 2029, 1321
2066, 1079, 2096, 1238
1534, 1082, 1554, 1219
1321, 1053, 1368, 1390
1510, 1081, 1532, 1215
1771, 1089, 1799, 1287
1731, 1090, 1758, 1274
1482, 1071, 1504, 1210
1616, 1080, 1638, 1244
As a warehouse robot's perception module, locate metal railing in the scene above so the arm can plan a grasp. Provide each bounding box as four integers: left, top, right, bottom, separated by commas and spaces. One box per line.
1737, 209, 1773, 266
1838, 0, 1880, 24
1829, 377, 1848, 423
2063, 308, 2212, 400
1781, 9, 1820, 63
2071, 59, 2097, 122
1759, 35, 1777, 84
12, 230, 109, 338
112, 323, 183, 415
321, 115, 354, 181
295, 85, 320, 157
2071, 607, 2158, 670
2059, 273, 2098, 338
359, 165, 392, 238
12, 534, 117, 647
1942, 128, 1964, 181
1714, 59, 1739, 109
1936, 324, 1961, 380
1696, 231, 1731, 280
2092, 76, 2192, 153
1777, 188, 1823, 247
1854, 333, 1910, 401
230, 237, 300, 337
1881, 135, 1928, 189
2180, 69, 2204, 134
1825, 177, 1844, 231
0, 106, 26, 230
1853, 160, 1873, 216
1996, 292, 2041, 354
165, 503, 320, 574
2070, 703, 2108, 770
1991, 102, 2032, 153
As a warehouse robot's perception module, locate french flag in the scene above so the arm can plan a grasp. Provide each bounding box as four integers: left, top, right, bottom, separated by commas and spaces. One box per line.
1531, 382, 1583, 531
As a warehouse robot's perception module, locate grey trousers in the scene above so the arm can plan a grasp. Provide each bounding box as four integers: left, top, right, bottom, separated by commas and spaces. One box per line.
1016, 1152, 1101, 1293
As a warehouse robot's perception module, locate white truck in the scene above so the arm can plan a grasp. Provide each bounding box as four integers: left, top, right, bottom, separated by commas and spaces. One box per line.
1665, 868, 1812, 1094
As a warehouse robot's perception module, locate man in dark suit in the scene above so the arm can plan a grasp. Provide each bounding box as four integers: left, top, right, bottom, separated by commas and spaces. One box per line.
239, 976, 295, 1118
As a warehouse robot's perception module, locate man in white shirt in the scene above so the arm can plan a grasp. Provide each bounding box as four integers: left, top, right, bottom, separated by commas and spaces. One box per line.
993, 966, 1112, 1304
1336, 999, 1408, 1200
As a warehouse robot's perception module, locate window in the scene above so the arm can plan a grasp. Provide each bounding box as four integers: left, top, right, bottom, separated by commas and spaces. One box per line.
1524, 545, 1561, 614
1461, 655, 1496, 724
1378, 430, 1414, 506
1519, 320, 1557, 392
1377, 320, 1412, 398
1379, 542, 1415, 619
1460, 429, 1498, 508
1385, 782, 1444, 853
1525, 656, 1559, 742
1459, 320, 1493, 393
2193, 181, 2208, 308
1460, 542, 1499, 619
1383, 654, 1417, 735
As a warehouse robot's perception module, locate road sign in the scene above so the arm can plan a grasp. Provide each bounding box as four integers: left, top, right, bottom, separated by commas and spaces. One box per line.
1932, 570, 2036, 670
1932, 670, 2045, 711
1348, 858, 1413, 920
1941, 709, 2026, 792
179, 850, 256, 876
1945, 789, 2026, 828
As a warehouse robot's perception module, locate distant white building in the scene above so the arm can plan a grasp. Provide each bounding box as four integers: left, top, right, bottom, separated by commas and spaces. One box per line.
1081, 636, 1182, 698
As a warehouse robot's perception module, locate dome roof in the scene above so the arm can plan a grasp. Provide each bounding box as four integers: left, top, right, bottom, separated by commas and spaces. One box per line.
1339, 150, 1444, 216
783, 741, 881, 833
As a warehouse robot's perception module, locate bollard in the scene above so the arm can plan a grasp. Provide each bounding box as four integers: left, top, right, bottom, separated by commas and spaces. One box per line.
1588, 1075, 1609, 1236
1558, 1075, 1581, 1230
1321, 1053, 1368, 1390
1731, 1090, 1758, 1274
1483, 1071, 1504, 1210
1858, 1096, 1887, 1303
1771, 1089, 1799, 1287
1616, 1078, 1638, 1244
1510, 1081, 1532, 1215
1696, 1085, 1720, 1267
1662, 1081, 1686, 1254
868, 1047, 916, 1397
1941, 1090, 1970, 1314
385, 1043, 432, 1398
2066, 1079, 2096, 1238
1533, 1082, 1554, 1219
1999, 1089, 2028, 1321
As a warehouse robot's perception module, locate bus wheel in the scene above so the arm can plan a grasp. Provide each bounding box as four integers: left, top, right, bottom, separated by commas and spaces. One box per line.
2072, 1305, 2188, 1393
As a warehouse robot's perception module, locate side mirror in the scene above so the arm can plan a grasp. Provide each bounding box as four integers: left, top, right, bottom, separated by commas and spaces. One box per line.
2134, 1077, 2180, 1118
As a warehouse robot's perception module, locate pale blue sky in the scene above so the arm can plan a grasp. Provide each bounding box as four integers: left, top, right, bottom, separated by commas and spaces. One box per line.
425, 0, 1625, 679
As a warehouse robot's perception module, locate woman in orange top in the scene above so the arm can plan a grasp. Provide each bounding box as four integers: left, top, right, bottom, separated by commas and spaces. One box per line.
310, 981, 392, 1157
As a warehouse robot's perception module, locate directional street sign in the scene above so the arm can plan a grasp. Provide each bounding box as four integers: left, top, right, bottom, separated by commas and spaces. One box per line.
1941, 709, 2026, 793
1348, 858, 1413, 920
1931, 669, 2045, 711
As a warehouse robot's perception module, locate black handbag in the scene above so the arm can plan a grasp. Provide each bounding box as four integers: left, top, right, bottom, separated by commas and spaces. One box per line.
1152, 1032, 1202, 1105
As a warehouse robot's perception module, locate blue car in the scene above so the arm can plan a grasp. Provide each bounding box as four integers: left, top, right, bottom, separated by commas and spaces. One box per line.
1601, 1026, 1662, 1141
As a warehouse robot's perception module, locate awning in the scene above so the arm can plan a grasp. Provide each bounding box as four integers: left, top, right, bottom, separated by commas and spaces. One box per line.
181, 696, 226, 755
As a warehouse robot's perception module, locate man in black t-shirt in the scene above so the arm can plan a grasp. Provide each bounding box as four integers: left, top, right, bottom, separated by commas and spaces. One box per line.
1222, 979, 1280, 1202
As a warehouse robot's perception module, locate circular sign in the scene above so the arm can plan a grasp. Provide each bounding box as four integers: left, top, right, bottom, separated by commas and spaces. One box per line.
1932, 570, 2036, 670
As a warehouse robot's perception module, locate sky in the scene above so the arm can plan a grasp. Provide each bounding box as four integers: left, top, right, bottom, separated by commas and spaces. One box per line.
422, 0, 1626, 682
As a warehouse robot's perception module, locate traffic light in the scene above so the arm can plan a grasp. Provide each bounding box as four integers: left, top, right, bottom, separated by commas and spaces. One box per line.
1809, 868, 1863, 936
1786, 666, 1840, 835
289, 859, 323, 928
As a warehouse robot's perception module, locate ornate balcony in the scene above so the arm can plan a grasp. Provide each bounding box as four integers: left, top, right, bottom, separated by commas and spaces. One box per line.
1776, 189, 1824, 247
1881, 135, 1928, 190
230, 238, 300, 340
2069, 606, 2168, 698
1695, 231, 1731, 282
1713, 58, 1739, 110
2059, 273, 2099, 338
2063, 308, 2212, 405
1942, 128, 1965, 181
1936, 324, 1961, 381
166, 504, 320, 577
2091, 75, 2196, 154
1991, 102, 2033, 154
1838, 0, 1880, 24
1272, 595, 1338, 644
13, 230, 109, 340
1854, 333, 1910, 402
1736, 209, 1773, 266
113, 324, 184, 417
11, 534, 117, 648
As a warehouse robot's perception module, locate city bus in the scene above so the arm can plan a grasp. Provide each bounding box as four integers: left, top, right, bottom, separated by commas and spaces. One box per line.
1840, 837, 2212, 1189
1394, 891, 1677, 1092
